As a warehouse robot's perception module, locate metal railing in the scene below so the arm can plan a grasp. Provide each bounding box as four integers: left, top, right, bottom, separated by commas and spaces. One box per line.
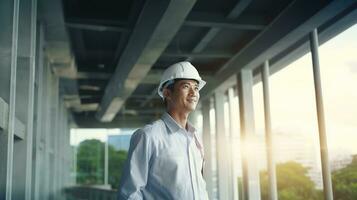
64, 185, 117, 200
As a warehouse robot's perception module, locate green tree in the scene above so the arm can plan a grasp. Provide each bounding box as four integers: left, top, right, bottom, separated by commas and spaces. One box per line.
332, 155, 357, 200
76, 139, 128, 188
108, 146, 128, 189
76, 139, 105, 185
260, 161, 322, 200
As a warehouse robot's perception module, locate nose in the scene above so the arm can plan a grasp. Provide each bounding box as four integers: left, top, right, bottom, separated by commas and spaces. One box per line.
188, 86, 198, 96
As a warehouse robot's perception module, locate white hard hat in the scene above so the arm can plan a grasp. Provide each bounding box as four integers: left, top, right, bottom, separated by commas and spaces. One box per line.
157, 61, 206, 99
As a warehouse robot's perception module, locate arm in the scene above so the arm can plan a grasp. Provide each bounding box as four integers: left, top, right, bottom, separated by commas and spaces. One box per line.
118, 129, 152, 200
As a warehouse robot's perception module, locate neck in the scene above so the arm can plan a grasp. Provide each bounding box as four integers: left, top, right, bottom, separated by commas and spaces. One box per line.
167, 109, 190, 129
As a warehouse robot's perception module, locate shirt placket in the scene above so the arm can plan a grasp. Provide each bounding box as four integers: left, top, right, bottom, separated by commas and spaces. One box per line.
185, 131, 199, 199
191, 141, 202, 199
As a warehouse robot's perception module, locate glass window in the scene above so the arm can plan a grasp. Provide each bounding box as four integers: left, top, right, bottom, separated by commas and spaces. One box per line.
253, 80, 269, 197
319, 24, 357, 199
70, 128, 131, 189
266, 52, 324, 199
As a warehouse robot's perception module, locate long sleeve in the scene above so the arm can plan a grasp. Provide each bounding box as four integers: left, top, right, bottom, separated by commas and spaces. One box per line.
118, 129, 152, 200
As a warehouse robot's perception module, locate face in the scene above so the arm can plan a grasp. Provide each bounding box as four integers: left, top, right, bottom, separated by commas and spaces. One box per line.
164, 79, 200, 113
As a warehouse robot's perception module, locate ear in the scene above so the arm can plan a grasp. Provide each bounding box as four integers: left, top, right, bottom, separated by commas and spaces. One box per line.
163, 88, 171, 101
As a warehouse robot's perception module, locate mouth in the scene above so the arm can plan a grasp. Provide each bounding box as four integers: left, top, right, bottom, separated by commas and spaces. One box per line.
187, 98, 197, 103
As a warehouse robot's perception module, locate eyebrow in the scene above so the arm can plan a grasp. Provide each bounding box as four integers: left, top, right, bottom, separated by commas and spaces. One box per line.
180, 81, 198, 86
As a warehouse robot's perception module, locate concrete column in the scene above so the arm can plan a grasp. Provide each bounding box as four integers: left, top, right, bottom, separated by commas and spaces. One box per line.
227, 87, 240, 200
25, 0, 38, 199
12, 0, 37, 199
261, 61, 278, 200
32, 22, 45, 200
237, 69, 261, 200
36, 56, 49, 200
0, 0, 19, 199
54, 95, 62, 199
59, 104, 71, 199
66, 111, 72, 192
73, 141, 78, 185
310, 29, 334, 200
214, 91, 232, 200
49, 69, 59, 198
53, 85, 59, 199
57, 101, 65, 200
42, 60, 52, 200
28, 20, 72, 199
201, 100, 214, 199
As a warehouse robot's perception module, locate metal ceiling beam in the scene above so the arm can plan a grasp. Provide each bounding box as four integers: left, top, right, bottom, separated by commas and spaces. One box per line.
66, 22, 130, 33
76, 50, 234, 59
76, 70, 162, 84
187, 12, 267, 27
120, 107, 165, 115
112, 0, 144, 70
140, 70, 162, 85
141, 71, 214, 86
76, 70, 163, 84
80, 97, 101, 103
65, 17, 128, 27
76, 72, 111, 79
72, 29, 86, 59
75, 108, 165, 128
184, 18, 264, 30
140, 88, 159, 107
66, 12, 265, 33
40, 0, 75, 77
191, 0, 252, 53
78, 90, 103, 96
73, 103, 99, 112
130, 94, 155, 99
162, 50, 234, 58
75, 69, 172, 86
96, 0, 197, 122
79, 94, 102, 99
201, 0, 356, 100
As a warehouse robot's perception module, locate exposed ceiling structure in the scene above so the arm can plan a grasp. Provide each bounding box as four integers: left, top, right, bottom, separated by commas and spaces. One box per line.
38, 0, 357, 128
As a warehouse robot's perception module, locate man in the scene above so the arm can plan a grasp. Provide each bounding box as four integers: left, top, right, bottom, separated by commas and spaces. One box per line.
118, 61, 209, 199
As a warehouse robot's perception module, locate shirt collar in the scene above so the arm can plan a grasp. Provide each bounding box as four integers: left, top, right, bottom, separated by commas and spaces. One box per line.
161, 112, 197, 134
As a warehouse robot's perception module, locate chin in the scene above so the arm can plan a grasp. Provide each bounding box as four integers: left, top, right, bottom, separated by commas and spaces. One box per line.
184, 101, 197, 112
188, 105, 197, 111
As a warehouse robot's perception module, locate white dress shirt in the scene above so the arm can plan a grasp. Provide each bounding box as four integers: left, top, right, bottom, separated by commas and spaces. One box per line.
118, 112, 209, 200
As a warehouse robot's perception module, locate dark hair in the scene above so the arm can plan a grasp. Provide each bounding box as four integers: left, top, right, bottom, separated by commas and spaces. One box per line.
163, 80, 176, 107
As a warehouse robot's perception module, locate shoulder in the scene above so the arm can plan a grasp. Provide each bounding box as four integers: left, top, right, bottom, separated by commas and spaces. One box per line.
132, 118, 166, 140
